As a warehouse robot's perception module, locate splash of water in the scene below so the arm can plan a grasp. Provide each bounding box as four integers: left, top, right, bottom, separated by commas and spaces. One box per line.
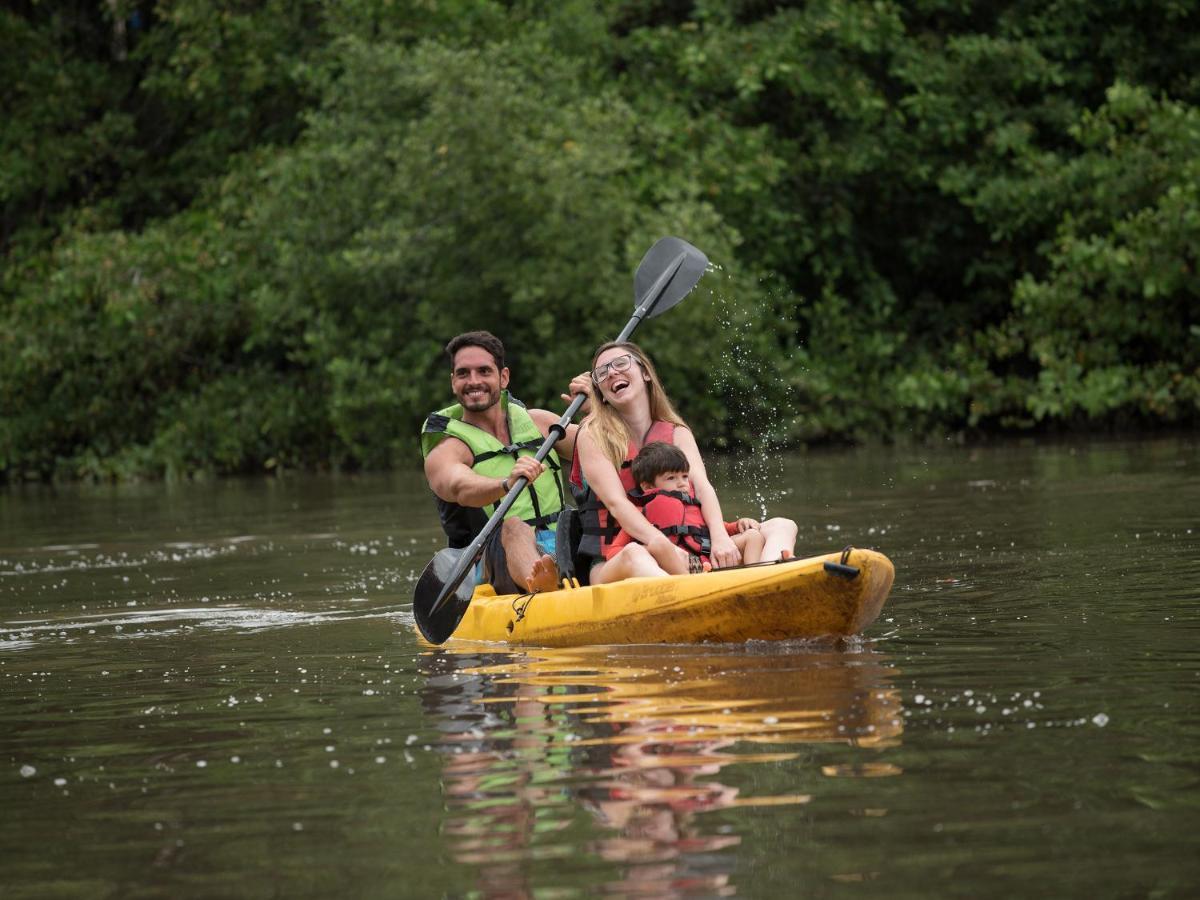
709, 275, 791, 519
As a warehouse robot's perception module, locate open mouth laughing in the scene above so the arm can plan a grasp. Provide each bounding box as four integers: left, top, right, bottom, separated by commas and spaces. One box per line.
606, 375, 632, 399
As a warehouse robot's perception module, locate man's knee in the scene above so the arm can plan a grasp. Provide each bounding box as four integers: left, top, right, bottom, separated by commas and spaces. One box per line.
500, 516, 533, 545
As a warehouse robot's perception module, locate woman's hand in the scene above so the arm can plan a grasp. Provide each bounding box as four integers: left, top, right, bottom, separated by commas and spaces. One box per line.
708, 532, 741, 569
562, 372, 593, 415
735, 518, 760, 532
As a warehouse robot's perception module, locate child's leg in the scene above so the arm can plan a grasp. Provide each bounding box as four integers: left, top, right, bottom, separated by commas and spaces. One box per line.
732, 529, 765, 565
592, 544, 670, 584
648, 540, 689, 576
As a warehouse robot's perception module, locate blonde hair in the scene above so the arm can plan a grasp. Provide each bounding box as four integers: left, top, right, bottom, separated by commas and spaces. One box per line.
585, 341, 686, 469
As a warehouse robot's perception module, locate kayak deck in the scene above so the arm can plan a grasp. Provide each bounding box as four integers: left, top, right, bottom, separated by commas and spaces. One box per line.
438, 548, 895, 647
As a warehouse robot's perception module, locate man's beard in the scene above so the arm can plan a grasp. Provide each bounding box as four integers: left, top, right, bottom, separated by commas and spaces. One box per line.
458, 386, 499, 412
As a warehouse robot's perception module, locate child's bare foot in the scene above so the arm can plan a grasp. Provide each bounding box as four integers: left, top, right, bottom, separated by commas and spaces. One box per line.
781, 549, 794, 560
527, 554, 559, 592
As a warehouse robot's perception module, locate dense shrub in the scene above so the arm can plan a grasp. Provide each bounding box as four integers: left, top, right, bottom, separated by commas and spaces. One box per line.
2, 0, 1196, 480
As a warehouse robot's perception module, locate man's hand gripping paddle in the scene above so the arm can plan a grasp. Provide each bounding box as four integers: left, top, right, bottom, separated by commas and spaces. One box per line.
412, 236, 709, 644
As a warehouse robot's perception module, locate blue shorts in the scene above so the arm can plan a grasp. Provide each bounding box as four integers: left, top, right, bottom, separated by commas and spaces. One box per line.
476, 527, 557, 595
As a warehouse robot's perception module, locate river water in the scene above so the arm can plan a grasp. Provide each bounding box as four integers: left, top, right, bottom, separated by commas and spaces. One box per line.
2, 437, 1197, 898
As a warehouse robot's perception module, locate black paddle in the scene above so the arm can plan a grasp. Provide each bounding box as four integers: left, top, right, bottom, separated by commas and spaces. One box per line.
412, 236, 709, 644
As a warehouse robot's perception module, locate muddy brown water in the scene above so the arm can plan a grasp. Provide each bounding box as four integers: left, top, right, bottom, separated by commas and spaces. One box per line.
2, 437, 1198, 897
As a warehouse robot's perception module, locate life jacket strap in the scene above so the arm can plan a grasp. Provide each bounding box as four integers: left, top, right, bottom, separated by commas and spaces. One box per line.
472, 437, 547, 465
524, 512, 559, 530
476, 439, 565, 524
658, 523, 709, 538
628, 488, 702, 507
581, 523, 622, 538
482, 506, 560, 530
659, 524, 711, 556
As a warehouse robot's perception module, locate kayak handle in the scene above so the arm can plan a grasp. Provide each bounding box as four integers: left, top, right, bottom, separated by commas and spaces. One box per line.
823, 562, 860, 579
824, 545, 860, 579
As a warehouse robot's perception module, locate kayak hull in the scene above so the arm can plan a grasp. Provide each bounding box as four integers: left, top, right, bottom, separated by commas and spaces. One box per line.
436, 548, 895, 647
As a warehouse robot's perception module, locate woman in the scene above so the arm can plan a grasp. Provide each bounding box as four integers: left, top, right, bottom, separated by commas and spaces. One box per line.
571, 341, 797, 585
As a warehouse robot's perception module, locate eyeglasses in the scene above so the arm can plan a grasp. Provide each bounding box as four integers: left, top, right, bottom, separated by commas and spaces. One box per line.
591, 353, 637, 383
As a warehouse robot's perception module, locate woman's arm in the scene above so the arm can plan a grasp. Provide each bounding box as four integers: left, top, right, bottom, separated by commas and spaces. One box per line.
672, 428, 741, 568
577, 426, 687, 571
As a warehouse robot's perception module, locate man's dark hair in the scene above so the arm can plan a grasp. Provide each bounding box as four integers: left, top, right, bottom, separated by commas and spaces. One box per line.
631, 441, 689, 487
445, 331, 506, 371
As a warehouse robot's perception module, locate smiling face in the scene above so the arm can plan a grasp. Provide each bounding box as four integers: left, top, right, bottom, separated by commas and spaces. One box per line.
451, 345, 509, 413
592, 346, 649, 407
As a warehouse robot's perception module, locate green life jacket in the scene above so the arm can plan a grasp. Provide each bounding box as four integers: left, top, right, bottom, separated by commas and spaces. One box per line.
421, 392, 564, 549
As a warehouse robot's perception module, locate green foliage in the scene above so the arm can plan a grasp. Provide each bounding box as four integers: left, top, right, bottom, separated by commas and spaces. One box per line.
2, 0, 1198, 481
1003, 84, 1200, 424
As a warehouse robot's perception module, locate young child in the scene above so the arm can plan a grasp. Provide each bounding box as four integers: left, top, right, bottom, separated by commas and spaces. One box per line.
604, 441, 764, 572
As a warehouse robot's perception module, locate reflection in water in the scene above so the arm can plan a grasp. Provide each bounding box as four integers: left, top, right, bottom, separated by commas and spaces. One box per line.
420, 644, 902, 897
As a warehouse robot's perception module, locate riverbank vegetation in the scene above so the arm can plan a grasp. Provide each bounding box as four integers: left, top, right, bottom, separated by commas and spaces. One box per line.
2, 0, 1197, 480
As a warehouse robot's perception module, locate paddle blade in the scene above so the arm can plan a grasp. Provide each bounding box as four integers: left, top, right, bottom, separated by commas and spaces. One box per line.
413, 548, 476, 644
633, 236, 709, 318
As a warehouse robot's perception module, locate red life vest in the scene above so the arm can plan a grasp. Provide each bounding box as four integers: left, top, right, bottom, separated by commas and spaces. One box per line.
607, 487, 713, 559
570, 420, 677, 560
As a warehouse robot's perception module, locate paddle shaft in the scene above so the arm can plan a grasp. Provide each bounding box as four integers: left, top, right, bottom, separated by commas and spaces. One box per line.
426, 251, 688, 615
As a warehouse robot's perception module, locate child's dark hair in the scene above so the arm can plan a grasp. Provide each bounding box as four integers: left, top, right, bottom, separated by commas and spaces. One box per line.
631, 441, 689, 487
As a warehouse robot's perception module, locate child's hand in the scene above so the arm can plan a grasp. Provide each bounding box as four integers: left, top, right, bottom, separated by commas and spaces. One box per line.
735, 518, 760, 532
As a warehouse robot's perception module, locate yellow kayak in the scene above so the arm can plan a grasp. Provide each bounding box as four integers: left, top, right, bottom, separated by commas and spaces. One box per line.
433, 548, 895, 647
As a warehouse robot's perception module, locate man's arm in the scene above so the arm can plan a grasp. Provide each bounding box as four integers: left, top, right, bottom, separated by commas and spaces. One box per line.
425, 438, 509, 508
425, 437, 548, 508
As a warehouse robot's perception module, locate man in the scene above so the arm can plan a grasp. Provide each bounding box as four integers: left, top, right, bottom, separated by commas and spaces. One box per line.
421, 331, 586, 594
